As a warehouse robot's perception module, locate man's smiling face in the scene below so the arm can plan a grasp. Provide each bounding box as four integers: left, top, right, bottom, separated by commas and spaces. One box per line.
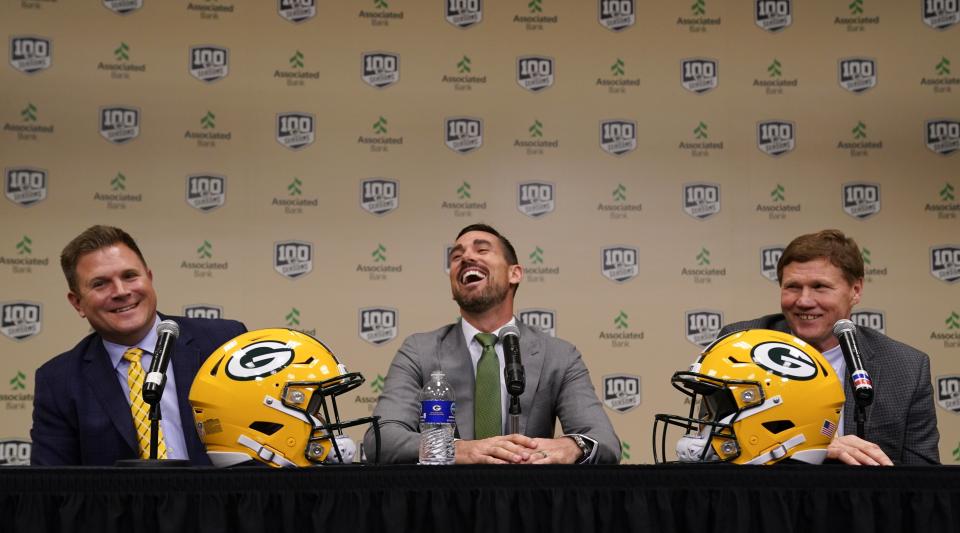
780, 257, 862, 352
449, 230, 521, 315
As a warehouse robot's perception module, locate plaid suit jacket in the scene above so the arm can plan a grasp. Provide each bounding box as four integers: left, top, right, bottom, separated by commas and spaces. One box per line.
719, 314, 940, 465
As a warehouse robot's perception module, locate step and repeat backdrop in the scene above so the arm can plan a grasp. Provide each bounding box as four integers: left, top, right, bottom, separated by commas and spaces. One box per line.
1, 0, 958, 465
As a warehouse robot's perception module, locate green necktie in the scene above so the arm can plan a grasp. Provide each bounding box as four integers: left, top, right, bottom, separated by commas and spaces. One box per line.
474, 332, 501, 439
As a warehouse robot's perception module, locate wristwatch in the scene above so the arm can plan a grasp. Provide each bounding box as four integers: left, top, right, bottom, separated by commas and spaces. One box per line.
569, 434, 591, 461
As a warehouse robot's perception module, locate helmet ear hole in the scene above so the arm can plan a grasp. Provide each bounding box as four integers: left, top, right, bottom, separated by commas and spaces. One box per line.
761, 420, 795, 434
249, 421, 284, 436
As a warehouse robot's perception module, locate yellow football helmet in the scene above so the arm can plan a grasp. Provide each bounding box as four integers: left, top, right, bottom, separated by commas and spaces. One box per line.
653, 329, 844, 465
189, 328, 380, 467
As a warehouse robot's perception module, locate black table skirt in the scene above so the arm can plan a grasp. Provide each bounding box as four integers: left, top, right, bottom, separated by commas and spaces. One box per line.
1, 465, 957, 533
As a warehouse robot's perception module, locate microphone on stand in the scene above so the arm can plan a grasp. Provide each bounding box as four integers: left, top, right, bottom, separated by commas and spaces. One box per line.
832, 319, 873, 405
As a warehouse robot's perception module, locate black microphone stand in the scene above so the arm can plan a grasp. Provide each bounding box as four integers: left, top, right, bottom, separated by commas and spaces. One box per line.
508, 394, 521, 435
116, 376, 190, 467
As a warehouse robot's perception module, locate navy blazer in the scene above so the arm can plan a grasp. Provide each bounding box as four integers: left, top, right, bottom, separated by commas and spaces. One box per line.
30, 315, 246, 466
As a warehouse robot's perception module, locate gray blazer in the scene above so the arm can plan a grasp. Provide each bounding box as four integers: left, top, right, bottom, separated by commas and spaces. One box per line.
363, 320, 621, 464
720, 314, 940, 465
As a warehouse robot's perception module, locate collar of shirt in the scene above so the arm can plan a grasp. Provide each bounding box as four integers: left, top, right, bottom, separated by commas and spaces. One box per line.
460, 316, 517, 375
104, 314, 162, 370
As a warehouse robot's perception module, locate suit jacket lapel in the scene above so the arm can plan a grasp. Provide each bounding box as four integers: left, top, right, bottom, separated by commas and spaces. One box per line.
81, 338, 137, 452
441, 323, 476, 440
517, 323, 543, 435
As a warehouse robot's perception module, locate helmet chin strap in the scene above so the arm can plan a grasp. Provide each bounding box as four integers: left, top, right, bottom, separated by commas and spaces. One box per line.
743, 434, 807, 465
236, 434, 297, 467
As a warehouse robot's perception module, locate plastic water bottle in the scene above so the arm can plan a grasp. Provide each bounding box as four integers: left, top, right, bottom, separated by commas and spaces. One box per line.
419, 370, 456, 465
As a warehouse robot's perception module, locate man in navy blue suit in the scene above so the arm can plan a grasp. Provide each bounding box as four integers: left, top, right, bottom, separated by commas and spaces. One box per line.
30, 225, 246, 465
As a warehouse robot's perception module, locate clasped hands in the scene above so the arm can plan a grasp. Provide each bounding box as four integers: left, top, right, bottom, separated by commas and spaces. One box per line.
454, 434, 582, 465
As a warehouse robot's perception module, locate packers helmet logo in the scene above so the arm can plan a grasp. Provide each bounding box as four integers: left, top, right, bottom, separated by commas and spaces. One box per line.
751, 341, 817, 380
225, 340, 295, 380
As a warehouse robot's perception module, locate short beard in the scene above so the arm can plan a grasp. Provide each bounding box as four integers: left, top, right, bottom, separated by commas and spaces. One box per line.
453, 284, 509, 314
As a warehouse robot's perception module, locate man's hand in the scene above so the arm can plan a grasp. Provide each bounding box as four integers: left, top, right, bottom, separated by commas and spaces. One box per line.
454, 434, 539, 464
523, 437, 583, 465
827, 434, 893, 466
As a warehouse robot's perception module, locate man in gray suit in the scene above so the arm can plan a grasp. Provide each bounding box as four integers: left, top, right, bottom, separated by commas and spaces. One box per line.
720, 229, 939, 465
364, 224, 620, 464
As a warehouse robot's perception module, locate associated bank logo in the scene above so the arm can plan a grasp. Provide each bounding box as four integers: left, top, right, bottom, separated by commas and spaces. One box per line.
599, 120, 637, 156
838, 57, 877, 93
5, 167, 47, 207
186, 174, 226, 212
10, 36, 51, 74
276, 112, 315, 150
601, 246, 639, 283
757, 120, 795, 156
760, 245, 784, 282
446, 0, 482, 28
851, 309, 886, 334
274, 240, 313, 279
681, 58, 718, 94
99, 106, 140, 144
598, 0, 635, 31
842, 182, 880, 219
104, 0, 143, 14
685, 309, 722, 347
0, 440, 31, 466
360, 178, 398, 216
278, 0, 316, 23
925, 119, 960, 155
755, 0, 792, 32
519, 308, 556, 337
930, 245, 960, 283
682, 182, 721, 220
444, 116, 483, 154
183, 304, 223, 319
602, 374, 641, 413
0, 301, 41, 341
188, 46, 229, 83
359, 307, 398, 345
923, 0, 959, 30
361, 52, 399, 88
937, 375, 960, 413
517, 181, 555, 218
516, 55, 554, 92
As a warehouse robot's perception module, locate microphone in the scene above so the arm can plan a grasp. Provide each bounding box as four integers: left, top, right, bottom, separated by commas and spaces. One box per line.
832, 319, 873, 406
500, 324, 525, 396
143, 320, 180, 404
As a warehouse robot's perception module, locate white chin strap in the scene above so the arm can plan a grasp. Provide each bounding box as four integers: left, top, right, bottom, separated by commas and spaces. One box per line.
237, 434, 297, 467
743, 434, 807, 465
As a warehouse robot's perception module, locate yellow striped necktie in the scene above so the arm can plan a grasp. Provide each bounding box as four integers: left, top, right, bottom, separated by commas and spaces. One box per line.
123, 347, 168, 459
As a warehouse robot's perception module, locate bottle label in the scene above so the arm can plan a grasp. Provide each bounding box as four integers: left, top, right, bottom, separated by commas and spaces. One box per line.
421, 400, 456, 424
